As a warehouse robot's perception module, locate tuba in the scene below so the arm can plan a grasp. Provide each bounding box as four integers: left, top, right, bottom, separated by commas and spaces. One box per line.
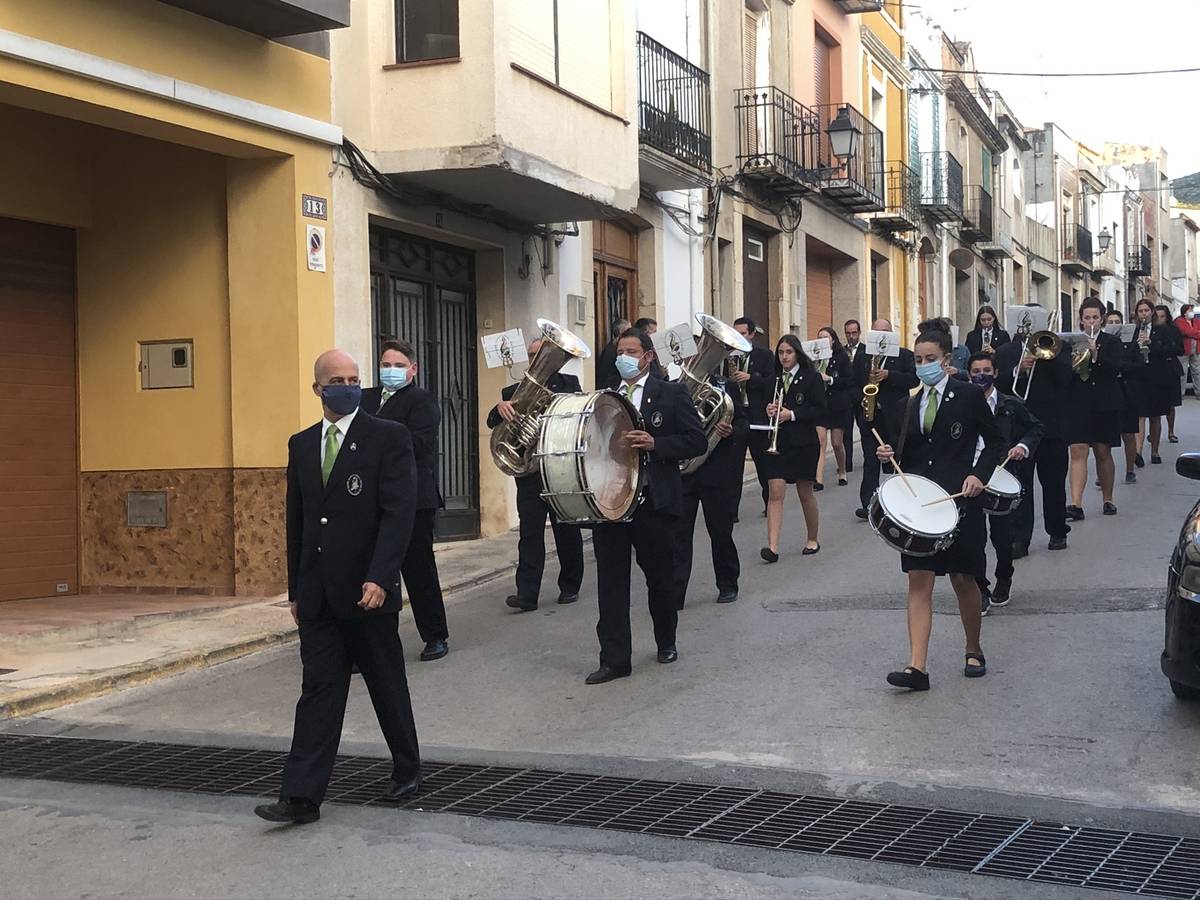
489, 319, 591, 478
679, 314, 753, 476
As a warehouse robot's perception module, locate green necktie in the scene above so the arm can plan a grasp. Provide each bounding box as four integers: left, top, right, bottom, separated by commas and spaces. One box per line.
922, 388, 938, 434
1078, 351, 1092, 382
783, 372, 793, 393
625, 383, 637, 403
380, 389, 394, 407
321, 424, 341, 486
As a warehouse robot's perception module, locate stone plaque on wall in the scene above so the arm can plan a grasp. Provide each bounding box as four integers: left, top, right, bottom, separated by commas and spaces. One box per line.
126, 491, 168, 528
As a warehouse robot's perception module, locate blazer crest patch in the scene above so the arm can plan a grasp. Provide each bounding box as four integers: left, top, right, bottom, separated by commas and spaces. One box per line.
650, 410, 664, 428
346, 473, 363, 496
950, 422, 963, 440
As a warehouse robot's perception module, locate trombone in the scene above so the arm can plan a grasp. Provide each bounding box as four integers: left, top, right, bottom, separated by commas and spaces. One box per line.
765, 377, 785, 455
1018, 310, 1061, 402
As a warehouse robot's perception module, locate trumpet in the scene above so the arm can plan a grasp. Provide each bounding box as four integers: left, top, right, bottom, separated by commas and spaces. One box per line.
765, 377, 785, 455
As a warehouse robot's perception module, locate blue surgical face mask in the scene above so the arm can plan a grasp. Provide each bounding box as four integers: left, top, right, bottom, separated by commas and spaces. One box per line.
615, 353, 643, 381
916, 359, 945, 386
970, 373, 994, 389
321, 384, 362, 416
379, 367, 407, 390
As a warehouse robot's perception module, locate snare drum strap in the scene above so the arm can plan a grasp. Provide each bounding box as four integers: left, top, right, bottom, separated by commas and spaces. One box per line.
894, 392, 920, 464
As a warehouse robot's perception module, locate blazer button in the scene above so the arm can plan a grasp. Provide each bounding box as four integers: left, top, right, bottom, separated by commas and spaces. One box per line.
317, 546, 322, 553
320, 517, 328, 525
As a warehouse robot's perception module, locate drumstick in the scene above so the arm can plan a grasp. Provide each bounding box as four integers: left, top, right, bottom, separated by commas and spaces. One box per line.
921, 490, 967, 508
871, 428, 916, 497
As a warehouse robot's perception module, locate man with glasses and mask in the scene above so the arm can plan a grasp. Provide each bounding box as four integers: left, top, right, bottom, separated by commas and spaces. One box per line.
587, 328, 706, 685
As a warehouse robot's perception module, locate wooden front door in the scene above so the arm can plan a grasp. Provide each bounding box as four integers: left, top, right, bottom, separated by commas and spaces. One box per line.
594, 221, 638, 349
806, 242, 834, 335
742, 223, 770, 342
0, 217, 78, 601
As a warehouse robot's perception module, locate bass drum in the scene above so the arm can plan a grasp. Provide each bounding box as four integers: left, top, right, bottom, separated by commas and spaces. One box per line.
868, 474, 960, 557
537, 390, 646, 525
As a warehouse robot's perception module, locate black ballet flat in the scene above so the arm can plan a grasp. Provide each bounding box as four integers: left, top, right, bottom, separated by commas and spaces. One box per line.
1135, 453, 1145, 468
838, 476, 848, 486
886, 667, 930, 691
964, 652, 988, 678
760, 547, 779, 564
1169, 435, 1180, 443
813, 482, 825, 492
802, 543, 820, 556
1152, 455, 1163, 465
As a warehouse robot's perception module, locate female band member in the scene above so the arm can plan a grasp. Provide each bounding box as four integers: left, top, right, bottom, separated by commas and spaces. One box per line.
1065, 298, 1124, 519
1154, 304, 1185, 443
965, 305, 1011, 355
813, 326, 852, 491
1131, 299, 1175, 465
1105, 310, 1141, 485
761, 335, 827, 562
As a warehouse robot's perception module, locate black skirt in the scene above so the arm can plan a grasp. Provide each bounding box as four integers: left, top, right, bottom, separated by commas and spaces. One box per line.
1066, 410, 1122, 447
759, 442, 819, 484
901, 502, 986, 578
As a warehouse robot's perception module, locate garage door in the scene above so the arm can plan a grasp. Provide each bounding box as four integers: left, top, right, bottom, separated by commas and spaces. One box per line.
0, 217, 77, 601
806, 248, 834, 336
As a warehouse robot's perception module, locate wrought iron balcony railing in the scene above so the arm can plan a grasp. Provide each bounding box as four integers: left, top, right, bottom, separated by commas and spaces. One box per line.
1062, 222, 1094, 273
637, 32, 712, 177
919, 151, 963, 222
811, 103, 885, 212
1128, 244, 1152, 276
735, 86, 820, 195
875, 161, 919, 231
960, 185, 993, 243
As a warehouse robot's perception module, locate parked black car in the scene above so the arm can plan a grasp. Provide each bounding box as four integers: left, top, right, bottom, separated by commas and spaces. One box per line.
1163, 453, 1200, 700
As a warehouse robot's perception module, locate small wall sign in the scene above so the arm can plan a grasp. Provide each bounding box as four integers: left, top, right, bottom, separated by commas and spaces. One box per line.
307, 225, 326, 272
301, 194, 328, 220
127, 491, 168, 528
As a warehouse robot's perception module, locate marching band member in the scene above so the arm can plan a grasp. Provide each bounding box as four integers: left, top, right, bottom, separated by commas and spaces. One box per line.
1130, 299, 1177, 465
760, 335, 827, 563
1064, 298, 1124, 520
731, 317, 777, 516
843, 319, 864, 471
587, 329, 706, 685
965, 304, 1011, 355
813, 325, 852, 491
995, 304, 1071, 556
966, 353, 1043, 611
1105, 310, 1142, 485
853, 319, 918, 521
876, 328, 1004, 691
675, 370, 748, 606
1154, 304, 1185, 444
486, 337, 584, 613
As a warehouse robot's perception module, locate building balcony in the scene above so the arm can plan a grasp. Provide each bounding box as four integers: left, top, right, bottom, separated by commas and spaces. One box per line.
1092, 241, 1117, 278
874, 161, 919, 232
1062, 223, 1094, 275
980, 207, 1014, 258
811, 103, 885, 212
833, 0, 885, 12
156, 0, 349, 37
735, 86, 820, 197
1128, 244, 1152, 276
919, 151, 963, 222
637, 32, 712, 191
960, 185, 993, 243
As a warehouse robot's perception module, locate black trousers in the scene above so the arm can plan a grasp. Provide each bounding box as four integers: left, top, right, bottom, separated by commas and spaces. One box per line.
976, 511, 1015, 593
843, 407, 856, 472
280, 610, 420, 804
858, 412, 882, 510
747, 430, 771, 509
1011, 437, 1069, 546
592, 504, 680, 670
515, 474, 584, 602
676, 475, 740, 605
401, 508, 449, 643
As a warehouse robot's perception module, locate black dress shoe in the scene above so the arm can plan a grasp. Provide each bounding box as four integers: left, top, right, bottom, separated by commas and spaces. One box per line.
716, 588, 738, 604
1048, 536, 1068, 551
255, 798, 320, 825
838, 477, 848, 486
585, 665, 631, 685
420, 639, 449, 661
813, 482, 825, 492
854, 508, 869, 521
381, 775, 421, 803
760, 547, 779, 563
505, 595, 537, 612
657, 647, 678, 664
886, 667, 930, 691
1135, 452, 1145, 468
556, 593, 579, 605
1011, 543, 1029, 560
1065, 505, 1085, 521
1152, 454, 1163, 464
802, 543, 820, 556
991, 578, 1011, 607
1103, 501, 1118, 516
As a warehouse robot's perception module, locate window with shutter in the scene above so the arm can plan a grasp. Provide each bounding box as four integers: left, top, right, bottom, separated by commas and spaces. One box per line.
814, 33, 831, 107
511, 0, 555, 81
558, 0, 612, 109
981, 147, 992, 193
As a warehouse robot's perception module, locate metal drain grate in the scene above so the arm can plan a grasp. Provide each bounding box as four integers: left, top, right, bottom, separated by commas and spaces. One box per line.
1, 734, 1197, 899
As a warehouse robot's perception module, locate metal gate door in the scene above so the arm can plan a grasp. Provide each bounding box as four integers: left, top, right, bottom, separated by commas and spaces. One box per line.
370, 227, 479, 540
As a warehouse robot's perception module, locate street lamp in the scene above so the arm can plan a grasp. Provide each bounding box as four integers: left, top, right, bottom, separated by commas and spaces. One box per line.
1097, 227, 1112, 253
826, 106, 860, 160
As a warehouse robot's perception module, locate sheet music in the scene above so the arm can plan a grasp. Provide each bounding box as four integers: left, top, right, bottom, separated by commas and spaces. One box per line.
480, 329, 527, 369
1005, 305, 1048, 336
1103, 323, 1137, 341
801, 337, 833, 361
652, 323, 697, 368
863, 330, 901, 358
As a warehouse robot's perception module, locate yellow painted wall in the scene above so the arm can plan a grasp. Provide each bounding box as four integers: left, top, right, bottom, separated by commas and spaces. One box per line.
0, 0, 331, 122
0, 105, 91, 228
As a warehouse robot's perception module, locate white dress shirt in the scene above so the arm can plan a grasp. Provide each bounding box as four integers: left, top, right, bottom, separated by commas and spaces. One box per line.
320, 407, 358, 468
918, 374, 950, 427
973, 388, 1028, 465
621, 372, 651, 410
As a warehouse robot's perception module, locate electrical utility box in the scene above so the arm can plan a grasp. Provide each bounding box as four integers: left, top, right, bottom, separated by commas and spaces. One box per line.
139, 339, 194, 389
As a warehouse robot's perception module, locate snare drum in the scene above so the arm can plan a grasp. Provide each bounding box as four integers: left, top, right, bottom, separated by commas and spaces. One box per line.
868, 474, 961, 557
537, 390, 646, 525
981, 466, 1022, 516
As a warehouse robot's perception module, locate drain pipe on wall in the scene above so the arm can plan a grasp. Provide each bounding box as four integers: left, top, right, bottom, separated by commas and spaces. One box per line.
689, 189, 704, 320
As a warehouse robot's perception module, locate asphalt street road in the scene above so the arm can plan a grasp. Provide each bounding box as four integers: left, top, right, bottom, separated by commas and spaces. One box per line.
4, 407, 1200, 898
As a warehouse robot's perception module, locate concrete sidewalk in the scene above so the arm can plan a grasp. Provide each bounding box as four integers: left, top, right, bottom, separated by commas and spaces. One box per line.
0, 523, 564, 719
